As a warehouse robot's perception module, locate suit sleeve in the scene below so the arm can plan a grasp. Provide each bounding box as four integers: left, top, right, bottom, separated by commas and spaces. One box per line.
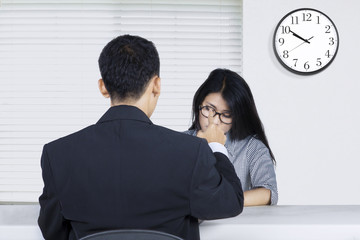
189, 140, 244, 220
38, 145, 71, 240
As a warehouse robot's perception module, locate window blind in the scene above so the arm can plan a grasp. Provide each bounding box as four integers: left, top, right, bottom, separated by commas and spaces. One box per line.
0, 0, 242, 202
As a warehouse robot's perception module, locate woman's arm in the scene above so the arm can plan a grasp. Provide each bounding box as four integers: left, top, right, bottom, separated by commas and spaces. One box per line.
244, 188, 271, 207
246, 138, 278, 206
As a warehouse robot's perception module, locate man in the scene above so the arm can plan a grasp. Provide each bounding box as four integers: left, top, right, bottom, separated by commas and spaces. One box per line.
38, 35, 243, 240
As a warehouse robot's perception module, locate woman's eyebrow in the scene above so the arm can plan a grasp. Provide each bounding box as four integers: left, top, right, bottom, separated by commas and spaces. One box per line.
205, 102, 231, 113
205, 102, 217, 109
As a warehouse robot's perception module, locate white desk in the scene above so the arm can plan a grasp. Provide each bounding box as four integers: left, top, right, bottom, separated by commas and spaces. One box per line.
0, 204, 43, 240
200, 205, 360, 240
1, 205, 360, 240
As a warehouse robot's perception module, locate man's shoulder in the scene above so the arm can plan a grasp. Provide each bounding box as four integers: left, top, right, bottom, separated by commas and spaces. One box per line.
45, 124, 96, 149
183, 129, 196, 136
149, 125, 214, 158
153, 125, 202, 145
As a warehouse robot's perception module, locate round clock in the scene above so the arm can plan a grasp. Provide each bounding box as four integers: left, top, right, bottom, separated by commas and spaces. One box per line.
273, 8, 339, 75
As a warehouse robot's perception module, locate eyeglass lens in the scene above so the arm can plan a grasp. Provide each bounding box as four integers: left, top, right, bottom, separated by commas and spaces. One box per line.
200, 106, 232, 124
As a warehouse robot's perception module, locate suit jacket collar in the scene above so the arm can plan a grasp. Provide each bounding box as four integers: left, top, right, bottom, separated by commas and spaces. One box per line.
97, 105, 152, 125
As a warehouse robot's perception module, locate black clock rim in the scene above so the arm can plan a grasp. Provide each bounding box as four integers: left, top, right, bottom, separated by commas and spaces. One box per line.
272, 8, 340, 75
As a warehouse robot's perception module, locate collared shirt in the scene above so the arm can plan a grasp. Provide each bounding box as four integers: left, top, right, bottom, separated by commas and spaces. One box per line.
185, 130, 278, 205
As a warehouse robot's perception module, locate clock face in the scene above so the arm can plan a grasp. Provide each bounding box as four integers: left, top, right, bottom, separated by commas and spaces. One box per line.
273, 8, 339, 75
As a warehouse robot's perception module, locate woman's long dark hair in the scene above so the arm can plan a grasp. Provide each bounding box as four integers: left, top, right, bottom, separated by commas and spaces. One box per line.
189, 68, 276, 163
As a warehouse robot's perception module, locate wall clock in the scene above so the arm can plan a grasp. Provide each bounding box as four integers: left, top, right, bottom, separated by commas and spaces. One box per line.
273, 8, 339, 75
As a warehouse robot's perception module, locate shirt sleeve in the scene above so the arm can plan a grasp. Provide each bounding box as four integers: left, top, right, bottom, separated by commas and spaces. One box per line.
189, 139, 244, 219
247, 139, 278, 205
208, 142, 229, 157
38, 145, 72, 240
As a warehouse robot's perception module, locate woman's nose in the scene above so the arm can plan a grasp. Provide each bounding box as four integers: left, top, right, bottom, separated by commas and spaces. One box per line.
212, 114, 221, 125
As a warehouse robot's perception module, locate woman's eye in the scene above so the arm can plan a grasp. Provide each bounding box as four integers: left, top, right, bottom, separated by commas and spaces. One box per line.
222, 113, 232, 118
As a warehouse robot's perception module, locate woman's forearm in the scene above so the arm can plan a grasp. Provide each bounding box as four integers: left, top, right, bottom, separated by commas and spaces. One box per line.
244, 188, 271, 207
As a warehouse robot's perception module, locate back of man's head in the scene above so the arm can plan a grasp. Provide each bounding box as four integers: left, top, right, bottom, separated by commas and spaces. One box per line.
98, 35, 160, 102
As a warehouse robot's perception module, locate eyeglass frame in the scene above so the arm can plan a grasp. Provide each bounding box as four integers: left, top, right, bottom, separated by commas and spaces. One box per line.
199, 105, 232, 125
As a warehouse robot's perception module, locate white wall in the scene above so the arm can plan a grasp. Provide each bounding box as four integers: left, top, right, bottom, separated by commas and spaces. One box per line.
243, 0, 360, 204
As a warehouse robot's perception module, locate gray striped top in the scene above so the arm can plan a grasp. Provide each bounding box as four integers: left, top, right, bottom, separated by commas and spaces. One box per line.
185, 130, 278, 205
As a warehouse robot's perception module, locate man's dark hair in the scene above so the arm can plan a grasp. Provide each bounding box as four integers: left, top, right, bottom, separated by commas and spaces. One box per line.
98, 35, 160, 101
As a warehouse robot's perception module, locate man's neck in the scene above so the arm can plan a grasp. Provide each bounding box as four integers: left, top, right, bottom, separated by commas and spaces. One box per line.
111, 100, 150, 118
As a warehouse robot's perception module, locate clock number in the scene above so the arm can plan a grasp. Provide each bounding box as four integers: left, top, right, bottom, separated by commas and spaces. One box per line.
304, 61, 310, 70
281, 26, 291, 34
278, 38, 285, 46
293, 59, 298, 67
283, 50, 289, 58
325, 25, 331, 33
325, 50, 332, 58
316, 58, 322, 67
329, 37, 335, 45
291, 16, 299, 25
303, 13, 312, 21
317, 16, 320, 24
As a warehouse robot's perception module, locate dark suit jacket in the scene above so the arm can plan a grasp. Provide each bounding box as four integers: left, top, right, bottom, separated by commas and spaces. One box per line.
38, 105, 243, 240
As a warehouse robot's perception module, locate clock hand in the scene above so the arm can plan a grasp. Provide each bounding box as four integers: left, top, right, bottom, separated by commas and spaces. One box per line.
289, 36, 314, 52
307, 36, 314, 42
290, 29, 310, 44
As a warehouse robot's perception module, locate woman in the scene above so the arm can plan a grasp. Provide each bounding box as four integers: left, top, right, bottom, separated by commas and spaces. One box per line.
186, 68, 278, 206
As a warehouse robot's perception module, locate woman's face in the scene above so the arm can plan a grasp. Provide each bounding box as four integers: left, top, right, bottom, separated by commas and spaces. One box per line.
199, 92, 232, 134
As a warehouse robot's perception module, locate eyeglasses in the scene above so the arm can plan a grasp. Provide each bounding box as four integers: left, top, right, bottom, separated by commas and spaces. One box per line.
199, 105, 232, 124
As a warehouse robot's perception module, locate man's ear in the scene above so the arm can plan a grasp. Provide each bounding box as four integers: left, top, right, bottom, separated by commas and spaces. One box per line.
152, 76, 161, 97
98, 79, 110, 98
